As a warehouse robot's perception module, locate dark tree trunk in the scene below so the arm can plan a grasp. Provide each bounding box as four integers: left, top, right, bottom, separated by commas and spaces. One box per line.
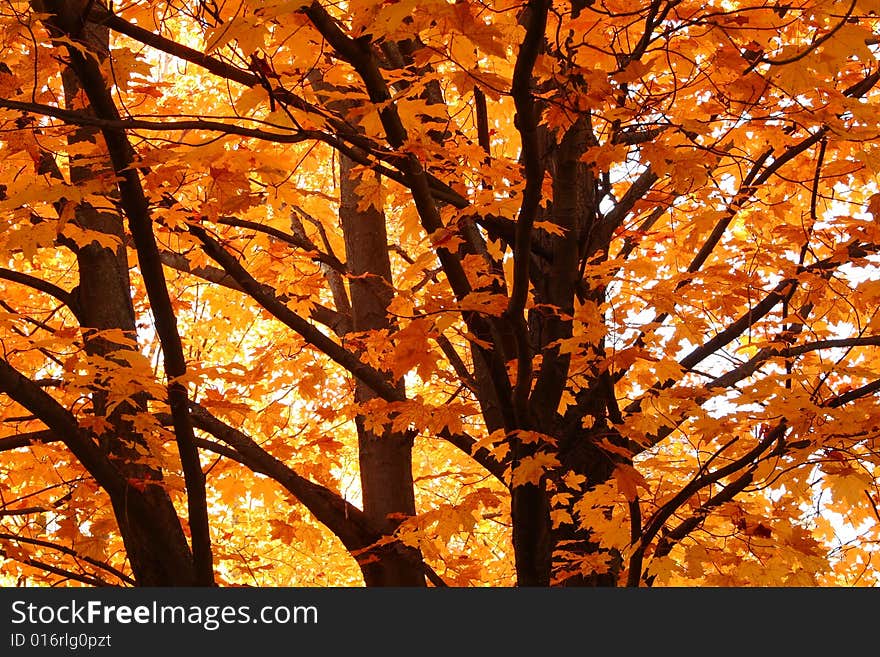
58, 8, 197, 586
510, 114, 625, 586
339, 154, 426, 586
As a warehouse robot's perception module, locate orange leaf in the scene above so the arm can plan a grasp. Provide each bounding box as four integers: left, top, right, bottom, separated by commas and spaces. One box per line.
612, 464, 649, 501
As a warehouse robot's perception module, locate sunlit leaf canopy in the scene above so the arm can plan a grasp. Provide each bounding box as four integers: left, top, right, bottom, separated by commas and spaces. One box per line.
0, 0, 879, 587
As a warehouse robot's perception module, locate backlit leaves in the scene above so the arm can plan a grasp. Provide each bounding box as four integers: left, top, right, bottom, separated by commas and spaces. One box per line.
0, 0, 879, 588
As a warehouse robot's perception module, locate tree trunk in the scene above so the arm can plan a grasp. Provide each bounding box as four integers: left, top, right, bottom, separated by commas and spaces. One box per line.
510, 115, 624, 586
339, 154, 425, 586
58, 7, 197, 586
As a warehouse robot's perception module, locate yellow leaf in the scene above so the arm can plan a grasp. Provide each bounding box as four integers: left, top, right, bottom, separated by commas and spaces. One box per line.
562, 471, 587, 490
646, 555, 681, 584
534, 220, 567, 237
551, 508, 573, 528
61, 224, 122, 251
470, 69, 510, 101
514, 430, 556, 446
458, 291, 508, 316
597, 438, 633, 459
612, 58, 652, 84
511, 452, 561, 487
829, 471, 872, 507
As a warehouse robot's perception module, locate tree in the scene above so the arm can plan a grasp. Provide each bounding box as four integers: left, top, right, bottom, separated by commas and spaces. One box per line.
0, 0, 879, 587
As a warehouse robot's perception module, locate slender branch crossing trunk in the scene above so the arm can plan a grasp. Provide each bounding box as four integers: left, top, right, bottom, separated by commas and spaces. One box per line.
339, 155, 425, 586
40, 0, 201, 585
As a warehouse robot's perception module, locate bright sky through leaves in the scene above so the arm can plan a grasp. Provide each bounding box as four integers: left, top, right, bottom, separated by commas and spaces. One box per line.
0, 0, 878, 587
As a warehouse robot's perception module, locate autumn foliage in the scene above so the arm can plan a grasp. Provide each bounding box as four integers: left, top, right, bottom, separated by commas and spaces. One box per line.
1, 0, 879, 587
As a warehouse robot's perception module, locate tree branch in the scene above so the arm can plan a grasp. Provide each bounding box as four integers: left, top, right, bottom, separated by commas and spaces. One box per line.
0, 268, 81, 320
0, 546, 111, 586
633, 467, 754, 586
188, 403, 447, 586
629, 423, 786, 583
507, 0, 549, 427
826, 377, 880, 408
0, 429, 55, 452
707, 335, 880, 391
0, 357, 195, 575
0, 96, 317, 142
188, 403, 375, 547
86, 3, 319, 115
159, 249, 352, 336
0, 532, 134, 585
678, 243, 876, 374
188, 223, 403, 402
214, 217, 347, 274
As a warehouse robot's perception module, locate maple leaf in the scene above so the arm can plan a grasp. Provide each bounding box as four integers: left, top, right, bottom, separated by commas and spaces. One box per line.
458, 291, 508, 316
646, 555, 682, 584
390, 318, 437, 379
2, 0, 880, 592
829, 471, 873, 507
510, 452, 561, 487
534, 220, 568, 236
612, 464, 649, 502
